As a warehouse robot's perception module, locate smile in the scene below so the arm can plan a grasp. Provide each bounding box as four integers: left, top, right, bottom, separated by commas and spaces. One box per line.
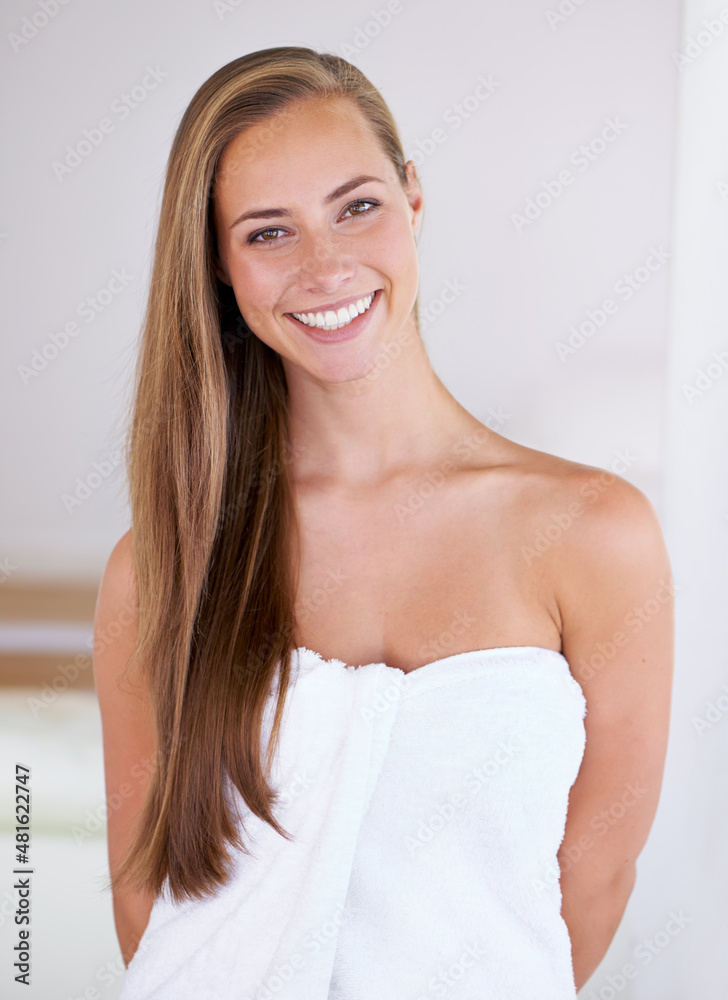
289, 291, 376, 332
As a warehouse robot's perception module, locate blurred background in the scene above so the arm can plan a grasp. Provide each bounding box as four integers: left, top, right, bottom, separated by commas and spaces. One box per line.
1, 0, 726, 996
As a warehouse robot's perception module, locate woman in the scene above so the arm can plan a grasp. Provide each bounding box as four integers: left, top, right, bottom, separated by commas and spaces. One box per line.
93, 46, 674, 999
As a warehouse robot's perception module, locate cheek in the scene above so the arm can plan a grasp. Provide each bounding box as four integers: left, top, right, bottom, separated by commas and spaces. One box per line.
370, 215, 415, 276
228, 260, 278, 321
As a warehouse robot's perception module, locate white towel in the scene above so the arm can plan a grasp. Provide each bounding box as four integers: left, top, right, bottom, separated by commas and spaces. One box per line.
118, 645, 586, 999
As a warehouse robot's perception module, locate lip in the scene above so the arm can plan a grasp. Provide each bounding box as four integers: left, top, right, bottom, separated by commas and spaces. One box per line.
285, 288, 382, 344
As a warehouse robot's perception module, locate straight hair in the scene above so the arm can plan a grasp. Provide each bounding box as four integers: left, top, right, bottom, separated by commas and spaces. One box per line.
111, 46, 420, 903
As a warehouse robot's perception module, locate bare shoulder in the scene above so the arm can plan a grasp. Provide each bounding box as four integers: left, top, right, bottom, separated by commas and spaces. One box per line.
93, 528, 141, 693
521, 446, 666, 565
481, 434, 664, 559
471, 431, 672, 619
92, 526, 152, 769
490, 435, 672, 648
98, 526, 135, 594
95, 527, 135, 610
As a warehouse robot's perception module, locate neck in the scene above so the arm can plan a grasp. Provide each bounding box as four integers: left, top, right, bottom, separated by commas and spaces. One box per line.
282, 325, 486, 491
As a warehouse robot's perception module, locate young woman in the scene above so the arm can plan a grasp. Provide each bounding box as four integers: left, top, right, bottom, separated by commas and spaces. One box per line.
93, 46, 674, 999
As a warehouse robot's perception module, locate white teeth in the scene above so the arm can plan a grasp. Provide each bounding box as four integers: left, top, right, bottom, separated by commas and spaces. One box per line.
292, 292, 375, 331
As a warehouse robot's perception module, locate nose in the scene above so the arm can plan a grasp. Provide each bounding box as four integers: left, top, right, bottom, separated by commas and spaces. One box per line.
297, 230, 355, 293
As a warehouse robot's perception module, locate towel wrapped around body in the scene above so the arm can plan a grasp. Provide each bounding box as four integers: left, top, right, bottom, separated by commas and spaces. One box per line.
119, 644, 587, 1000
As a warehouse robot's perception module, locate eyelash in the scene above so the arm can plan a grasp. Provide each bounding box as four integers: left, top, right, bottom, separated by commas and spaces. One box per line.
247, 198, 382, 245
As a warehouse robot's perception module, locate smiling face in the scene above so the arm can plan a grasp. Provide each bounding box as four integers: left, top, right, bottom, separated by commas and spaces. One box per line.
212, 97, 423, 383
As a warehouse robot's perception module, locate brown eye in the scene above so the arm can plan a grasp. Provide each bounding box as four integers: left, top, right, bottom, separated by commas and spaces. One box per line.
344, 199, 380, 218
248, 227, 285, 244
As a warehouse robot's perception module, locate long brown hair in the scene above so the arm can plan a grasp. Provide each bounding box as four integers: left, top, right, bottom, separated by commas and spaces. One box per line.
110, 47, 421, 904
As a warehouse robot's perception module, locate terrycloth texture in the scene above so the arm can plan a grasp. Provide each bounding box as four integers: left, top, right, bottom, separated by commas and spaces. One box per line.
118, 645, 587, 1000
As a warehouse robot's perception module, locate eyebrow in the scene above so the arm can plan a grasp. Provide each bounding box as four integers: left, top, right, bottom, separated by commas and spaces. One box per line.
228, 175, 385, 229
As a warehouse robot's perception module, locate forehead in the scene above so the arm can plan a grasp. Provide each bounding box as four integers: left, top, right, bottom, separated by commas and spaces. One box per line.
214, 97, 394, 204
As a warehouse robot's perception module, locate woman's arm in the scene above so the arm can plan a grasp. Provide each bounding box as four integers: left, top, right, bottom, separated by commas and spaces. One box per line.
548, 471, 674, 989
93, 529, 157, 967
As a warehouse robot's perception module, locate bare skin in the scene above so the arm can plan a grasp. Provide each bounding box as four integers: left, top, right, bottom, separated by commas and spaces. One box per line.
289, 427, 565, 670
96, 94, 673, 986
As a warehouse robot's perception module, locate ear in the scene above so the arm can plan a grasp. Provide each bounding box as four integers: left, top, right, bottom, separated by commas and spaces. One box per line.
404, 160, 424, 236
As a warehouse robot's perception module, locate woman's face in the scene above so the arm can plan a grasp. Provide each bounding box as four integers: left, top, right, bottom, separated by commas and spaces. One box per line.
212, 97, 423, 384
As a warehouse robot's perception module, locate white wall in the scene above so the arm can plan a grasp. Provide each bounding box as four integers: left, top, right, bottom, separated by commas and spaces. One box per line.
5, 1, 720, 998
627, 1, 728, 996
